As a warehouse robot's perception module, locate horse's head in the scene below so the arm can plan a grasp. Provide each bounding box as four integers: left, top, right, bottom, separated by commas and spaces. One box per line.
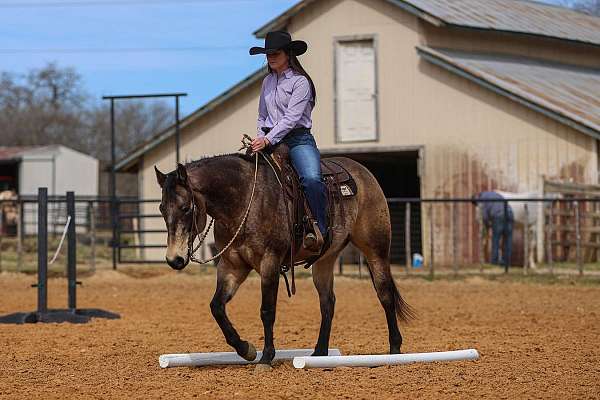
155, 163, 207, 270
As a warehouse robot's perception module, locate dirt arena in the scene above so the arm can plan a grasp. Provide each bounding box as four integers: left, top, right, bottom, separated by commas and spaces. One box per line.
1, 269, 599, 399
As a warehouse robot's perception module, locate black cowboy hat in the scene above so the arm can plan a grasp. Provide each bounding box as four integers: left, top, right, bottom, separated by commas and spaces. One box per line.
249, 31, 307, 56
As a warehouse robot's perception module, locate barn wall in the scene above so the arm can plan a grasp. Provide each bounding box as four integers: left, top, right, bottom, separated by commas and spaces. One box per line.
417, 59, 597, 266
18, 146, 99, 235
54, 146, 99, 197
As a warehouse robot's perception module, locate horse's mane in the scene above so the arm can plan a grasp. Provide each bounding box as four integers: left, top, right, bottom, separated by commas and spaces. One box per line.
185, 152, 264, 169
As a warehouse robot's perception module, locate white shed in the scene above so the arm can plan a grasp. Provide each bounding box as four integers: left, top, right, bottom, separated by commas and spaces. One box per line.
0, 145, 99, 234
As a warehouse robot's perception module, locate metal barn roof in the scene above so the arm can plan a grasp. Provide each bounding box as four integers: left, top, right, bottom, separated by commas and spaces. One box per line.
255, 0, 600, 46
417, 46, 600, 138
0, 146, 37, 162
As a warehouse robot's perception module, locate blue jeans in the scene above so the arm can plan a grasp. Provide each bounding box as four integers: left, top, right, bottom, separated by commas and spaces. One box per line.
491, 216, 513, 265
281, 130, 329, 235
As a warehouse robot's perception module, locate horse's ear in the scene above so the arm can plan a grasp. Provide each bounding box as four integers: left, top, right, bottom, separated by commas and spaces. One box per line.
176, 163, 188, 183
155, 166, 166, 188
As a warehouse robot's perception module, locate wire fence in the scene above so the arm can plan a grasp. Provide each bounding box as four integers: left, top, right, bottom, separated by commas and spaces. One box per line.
2, 195, 600, 278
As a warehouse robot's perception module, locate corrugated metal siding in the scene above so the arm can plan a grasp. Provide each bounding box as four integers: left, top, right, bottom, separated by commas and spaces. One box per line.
404, 0, 600, 46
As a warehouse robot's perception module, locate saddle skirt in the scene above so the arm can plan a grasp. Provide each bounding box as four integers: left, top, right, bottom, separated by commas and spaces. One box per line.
269, 144, 357, 268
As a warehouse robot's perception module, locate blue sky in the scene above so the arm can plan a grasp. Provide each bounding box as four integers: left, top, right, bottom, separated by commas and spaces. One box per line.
0, 0, 564, 115
0, 0, 297, 114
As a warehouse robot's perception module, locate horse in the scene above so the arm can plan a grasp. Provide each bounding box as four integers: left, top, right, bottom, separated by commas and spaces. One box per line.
154, 151, 413, 370
0, 190, 18, 235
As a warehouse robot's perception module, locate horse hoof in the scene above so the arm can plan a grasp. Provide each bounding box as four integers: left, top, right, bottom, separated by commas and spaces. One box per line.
254, 364, 273, 374
241, 342, 257, 361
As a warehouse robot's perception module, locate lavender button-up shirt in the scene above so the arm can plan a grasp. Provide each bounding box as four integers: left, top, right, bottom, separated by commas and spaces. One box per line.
257, 67, 314, 145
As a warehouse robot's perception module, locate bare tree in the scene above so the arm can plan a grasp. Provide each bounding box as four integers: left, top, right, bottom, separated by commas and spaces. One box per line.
553, 0, 600, 15
0, 63, 173, 163
84, 100, 174, 161
572, 0, 600, 15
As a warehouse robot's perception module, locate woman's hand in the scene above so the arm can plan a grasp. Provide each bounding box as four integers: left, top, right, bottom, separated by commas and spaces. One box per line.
251, 136, 271, 152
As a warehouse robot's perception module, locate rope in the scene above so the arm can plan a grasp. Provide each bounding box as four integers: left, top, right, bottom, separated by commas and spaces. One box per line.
188, 136, 259, 265
49, 215, 71, 265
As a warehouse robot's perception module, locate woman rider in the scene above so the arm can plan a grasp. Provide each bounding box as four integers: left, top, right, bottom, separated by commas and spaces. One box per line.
249, 31, 328, 253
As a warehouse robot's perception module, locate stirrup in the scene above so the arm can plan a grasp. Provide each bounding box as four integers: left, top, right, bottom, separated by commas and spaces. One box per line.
302, 221, 324, 253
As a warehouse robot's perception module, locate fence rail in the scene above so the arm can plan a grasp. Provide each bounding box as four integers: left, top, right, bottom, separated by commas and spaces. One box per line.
2, 195, 600, 277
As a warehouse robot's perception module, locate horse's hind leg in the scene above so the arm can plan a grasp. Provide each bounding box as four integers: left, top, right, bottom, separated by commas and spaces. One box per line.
311, 254, 337, 356
210, 259, 255, 361
351, 228, 412, 354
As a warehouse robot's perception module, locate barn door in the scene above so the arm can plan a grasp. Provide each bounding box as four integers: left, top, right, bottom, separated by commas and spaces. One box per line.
335, 37, 377, 142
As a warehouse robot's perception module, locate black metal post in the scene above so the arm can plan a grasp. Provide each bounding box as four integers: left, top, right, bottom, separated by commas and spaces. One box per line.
110, 99, 117, 270
103, 92, 187, 269
504, 201, 509, 274
37, 187, 48, 315
175, 96, 180, 164
67, 192, 76, 311
17, 200, 24, 272
0, 189, 120, 324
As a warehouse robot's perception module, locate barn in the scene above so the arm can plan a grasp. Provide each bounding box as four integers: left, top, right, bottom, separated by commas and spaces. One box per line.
115, 0, 600, 265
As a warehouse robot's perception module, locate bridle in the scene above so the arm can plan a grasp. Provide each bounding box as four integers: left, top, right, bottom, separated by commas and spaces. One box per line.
178, 135, 296, 297
184, 135, 260, 264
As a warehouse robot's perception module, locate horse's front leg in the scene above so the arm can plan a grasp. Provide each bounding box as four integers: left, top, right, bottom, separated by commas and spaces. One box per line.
311, 254, 336, 356
256, 254, 280, 368
210, 259, 255, 361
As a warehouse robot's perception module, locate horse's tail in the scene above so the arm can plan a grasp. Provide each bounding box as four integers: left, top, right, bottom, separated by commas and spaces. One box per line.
366, 265, 416, 323
391, 277, 416, 323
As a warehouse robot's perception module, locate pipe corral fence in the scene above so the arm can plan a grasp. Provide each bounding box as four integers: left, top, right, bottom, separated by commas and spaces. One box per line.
1, 195, 599, 277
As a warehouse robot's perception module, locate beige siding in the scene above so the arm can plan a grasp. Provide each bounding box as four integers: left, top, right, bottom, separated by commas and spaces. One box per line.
138, 0, 599, 265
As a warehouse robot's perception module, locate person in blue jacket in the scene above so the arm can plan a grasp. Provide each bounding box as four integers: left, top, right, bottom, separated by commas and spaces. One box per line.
473, 191, 514, 265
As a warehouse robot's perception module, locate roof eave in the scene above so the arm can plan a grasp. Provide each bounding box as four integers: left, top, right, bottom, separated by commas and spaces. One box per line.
115, 66, 267, 172
416, 46, 600, 141
253, 0, 317, 37
384, 0, 444, 27
253, 0, 444, 37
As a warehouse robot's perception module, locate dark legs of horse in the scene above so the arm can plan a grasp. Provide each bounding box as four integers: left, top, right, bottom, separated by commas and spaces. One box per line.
210, 260, 255, 361
366, 256, 403, 353
257, 254, 280, 366
373, 263, 403, 353
352, 231, 406, 354
311, 254, 336, 356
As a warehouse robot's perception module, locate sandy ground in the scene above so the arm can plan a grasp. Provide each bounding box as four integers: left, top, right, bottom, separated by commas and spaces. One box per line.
1, 269, 599, 399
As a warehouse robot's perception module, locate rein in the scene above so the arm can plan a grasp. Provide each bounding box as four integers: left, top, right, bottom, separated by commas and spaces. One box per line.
184, 135, 296, 297
187, 136, 259, 264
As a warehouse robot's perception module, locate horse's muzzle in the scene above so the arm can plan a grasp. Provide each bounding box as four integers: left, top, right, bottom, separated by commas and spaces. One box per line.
166, 256, 187, 270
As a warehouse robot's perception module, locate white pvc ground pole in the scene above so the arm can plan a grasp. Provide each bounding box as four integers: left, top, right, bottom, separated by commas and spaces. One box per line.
293, 349, 479, 369
159, 348, 342, 368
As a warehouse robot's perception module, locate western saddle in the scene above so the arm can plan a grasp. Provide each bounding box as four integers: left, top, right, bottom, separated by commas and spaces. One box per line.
264, 144, 357, 294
